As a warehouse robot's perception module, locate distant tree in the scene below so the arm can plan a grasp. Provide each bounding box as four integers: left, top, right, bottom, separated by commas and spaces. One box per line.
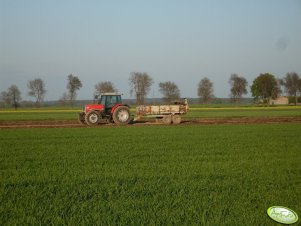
0, 91, 11, 107
229, 74, 248, 103
279, 72, 300, 105
251, 73, 279, 104
27, 78, 46, 107
3, 85, 22, 110
299, 78, 301, 96
94, 81, 116, 96
197, 77, 214, 103
59, 92, 69, 106
66, 74, 82, 104
158, 81, 180, 102
129, 72, 153, 105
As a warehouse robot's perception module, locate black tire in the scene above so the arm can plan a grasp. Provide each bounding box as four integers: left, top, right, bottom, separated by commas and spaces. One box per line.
85, 111, 100, 126
112, 106, 131, 125
78, 112, 86, 125
172, 115, 181, 124
162, 115, 172, 124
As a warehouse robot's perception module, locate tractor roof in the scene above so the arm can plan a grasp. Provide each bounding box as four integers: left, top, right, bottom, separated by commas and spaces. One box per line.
100, 93, 122, 96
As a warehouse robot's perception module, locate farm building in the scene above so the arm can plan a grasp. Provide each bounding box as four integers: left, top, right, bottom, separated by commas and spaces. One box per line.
269, 96, 289, 105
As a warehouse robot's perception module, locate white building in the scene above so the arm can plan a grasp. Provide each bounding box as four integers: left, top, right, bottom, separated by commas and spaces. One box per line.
269, 96, 289, 105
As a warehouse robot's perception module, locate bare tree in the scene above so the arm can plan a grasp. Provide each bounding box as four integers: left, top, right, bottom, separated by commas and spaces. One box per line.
229, 74, 248, 103
3, 85, 22, 110
59, 92, 69, 106
280, 72, 300, 105
299, 78, 301, 97
67, 74, 82, 104
129, 72, 153, 105
198, 77, 214, 103
27, 78, 46, 107
158, 81, 180, 102
94, 81, 116, 96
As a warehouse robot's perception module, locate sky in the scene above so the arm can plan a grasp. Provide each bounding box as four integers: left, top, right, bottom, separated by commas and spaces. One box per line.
1, 0, 301, 101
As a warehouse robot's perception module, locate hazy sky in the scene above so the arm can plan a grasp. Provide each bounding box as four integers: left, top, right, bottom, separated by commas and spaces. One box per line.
1, 0, 301, 100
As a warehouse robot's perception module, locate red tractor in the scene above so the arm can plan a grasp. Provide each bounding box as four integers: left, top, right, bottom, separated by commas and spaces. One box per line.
78, 93, 132, 126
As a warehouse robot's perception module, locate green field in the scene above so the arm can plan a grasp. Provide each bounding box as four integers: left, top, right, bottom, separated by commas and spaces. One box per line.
186, 107, 301, 119
0, 106, 301, 121
1, 124, 300, 225
0, 111, 77, 121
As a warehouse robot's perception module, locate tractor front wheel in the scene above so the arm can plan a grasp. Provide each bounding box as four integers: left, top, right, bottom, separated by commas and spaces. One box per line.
85, 111, 100, 126
112, 106, 131, 125
78, 112, 86, 125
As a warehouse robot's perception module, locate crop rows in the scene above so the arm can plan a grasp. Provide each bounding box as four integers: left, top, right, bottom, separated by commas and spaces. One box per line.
1, 124, 300, 225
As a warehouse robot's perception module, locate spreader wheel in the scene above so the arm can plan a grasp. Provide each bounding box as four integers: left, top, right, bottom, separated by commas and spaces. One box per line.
162, 115, 172, 124
112, 106, 131, 125
85, 111, 100, 126
172, 115, 181, 124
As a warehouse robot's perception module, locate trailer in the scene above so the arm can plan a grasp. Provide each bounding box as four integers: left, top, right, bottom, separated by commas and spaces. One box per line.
135, 99, 189, 124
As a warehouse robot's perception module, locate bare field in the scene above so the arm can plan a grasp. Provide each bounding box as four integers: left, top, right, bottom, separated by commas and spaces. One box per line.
0, 117, 301, 129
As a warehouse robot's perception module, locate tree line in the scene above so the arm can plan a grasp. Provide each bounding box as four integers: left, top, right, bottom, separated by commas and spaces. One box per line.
1, 72, 301, 109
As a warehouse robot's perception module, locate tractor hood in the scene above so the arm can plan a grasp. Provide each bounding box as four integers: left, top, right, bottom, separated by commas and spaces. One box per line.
84, 104, 104, 113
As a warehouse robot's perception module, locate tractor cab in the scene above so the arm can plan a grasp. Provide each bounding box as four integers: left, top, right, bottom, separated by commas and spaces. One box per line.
98, 93, 122, 112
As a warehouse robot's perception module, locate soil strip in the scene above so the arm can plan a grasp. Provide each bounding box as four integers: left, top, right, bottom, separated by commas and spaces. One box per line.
0, 117, 301, 129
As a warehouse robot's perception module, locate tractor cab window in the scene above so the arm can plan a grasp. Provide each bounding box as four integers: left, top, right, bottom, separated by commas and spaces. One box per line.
101, 95, 122, 109
100, 96, 106, 105
114, 95, 122, 104
108, 96, 116, 105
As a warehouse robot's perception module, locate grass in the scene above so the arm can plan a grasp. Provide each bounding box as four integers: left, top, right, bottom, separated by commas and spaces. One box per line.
0, 111, 77, 121
1, 124, 300, 225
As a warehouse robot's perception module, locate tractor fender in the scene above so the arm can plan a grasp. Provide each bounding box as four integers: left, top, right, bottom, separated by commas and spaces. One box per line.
111, 104, 130, 114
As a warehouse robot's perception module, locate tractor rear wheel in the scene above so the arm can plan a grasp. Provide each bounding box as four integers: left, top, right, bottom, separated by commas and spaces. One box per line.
85, 111, 100, 126
172, 115, 181, 124
78, 112, 86, 125
112, 106, 131, 125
